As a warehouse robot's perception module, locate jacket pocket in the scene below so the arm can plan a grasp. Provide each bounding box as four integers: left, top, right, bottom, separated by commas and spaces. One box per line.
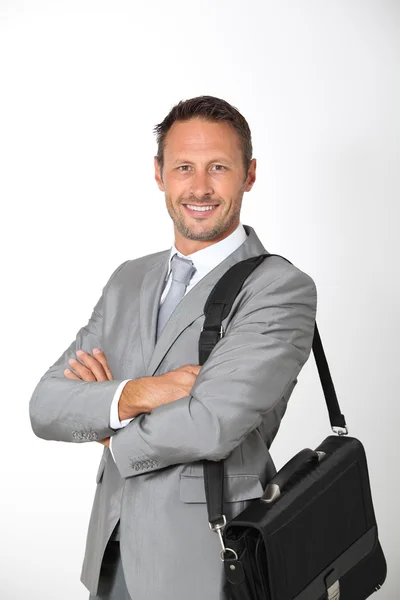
179, 474, 264, 503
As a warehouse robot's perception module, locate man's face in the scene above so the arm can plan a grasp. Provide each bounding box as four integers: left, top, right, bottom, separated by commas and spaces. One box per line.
154, 118, 256, 251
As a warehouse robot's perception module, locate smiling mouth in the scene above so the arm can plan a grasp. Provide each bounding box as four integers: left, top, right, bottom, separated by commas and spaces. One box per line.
182, 204, 220, 217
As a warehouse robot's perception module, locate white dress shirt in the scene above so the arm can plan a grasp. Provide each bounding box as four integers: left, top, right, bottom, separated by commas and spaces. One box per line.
108, 222, 248, 459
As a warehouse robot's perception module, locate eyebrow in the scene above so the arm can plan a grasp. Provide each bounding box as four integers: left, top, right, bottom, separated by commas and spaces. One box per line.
172, 158, 234, 166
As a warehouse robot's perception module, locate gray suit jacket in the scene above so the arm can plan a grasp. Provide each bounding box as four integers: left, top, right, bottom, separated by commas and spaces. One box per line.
29, 224, 317, 600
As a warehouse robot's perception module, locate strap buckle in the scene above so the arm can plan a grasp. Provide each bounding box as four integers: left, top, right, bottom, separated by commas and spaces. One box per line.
208, 514, 226, 532
332, 425, 348, 436
201, 325, 224, 339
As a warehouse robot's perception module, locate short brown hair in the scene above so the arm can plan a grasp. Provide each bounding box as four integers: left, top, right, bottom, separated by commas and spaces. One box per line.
153, 95, 253, 178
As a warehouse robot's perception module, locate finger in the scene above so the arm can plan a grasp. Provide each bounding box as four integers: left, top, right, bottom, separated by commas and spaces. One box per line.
92, 348, 114, 380
75, 350, 108, 381
68, 358, 97, 382
64, 368, 81, 380
179, 364, 201, 375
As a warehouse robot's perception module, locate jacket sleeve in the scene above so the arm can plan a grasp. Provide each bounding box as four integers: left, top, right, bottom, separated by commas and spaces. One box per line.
110, 266, 318, 478
29, 261, 129, 443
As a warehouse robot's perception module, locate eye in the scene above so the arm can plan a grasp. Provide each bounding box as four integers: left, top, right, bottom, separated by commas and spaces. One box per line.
211, 165, 226, 171
177, 165, 191, 171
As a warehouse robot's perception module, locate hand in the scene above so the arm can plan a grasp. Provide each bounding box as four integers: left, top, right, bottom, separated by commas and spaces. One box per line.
118, 364, 201, 421
98, 437, 110, 448
145, 364, 201, 409
64, 348, 113, 447
64, 348, 114, 381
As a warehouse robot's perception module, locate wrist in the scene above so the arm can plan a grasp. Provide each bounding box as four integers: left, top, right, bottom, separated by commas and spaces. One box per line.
118, 378, 153, 420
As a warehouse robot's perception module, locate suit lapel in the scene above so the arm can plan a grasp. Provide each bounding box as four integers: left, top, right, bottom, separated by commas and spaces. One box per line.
139, 250, 170, 373
142, 225, 268, 377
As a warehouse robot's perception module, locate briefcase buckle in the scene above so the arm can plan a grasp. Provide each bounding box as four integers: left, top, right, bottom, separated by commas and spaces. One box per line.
325, 568, 340, 600
327, 579, 340, 600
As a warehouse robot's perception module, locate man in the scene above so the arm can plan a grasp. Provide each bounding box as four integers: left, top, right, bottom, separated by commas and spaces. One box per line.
29, 95, 317, 600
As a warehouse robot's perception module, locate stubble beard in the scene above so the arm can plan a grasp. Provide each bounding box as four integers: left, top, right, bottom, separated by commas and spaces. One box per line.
165, 194, 244, 241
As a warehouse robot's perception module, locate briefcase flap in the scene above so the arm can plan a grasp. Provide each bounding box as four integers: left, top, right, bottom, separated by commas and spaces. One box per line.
224, 435, 387, 600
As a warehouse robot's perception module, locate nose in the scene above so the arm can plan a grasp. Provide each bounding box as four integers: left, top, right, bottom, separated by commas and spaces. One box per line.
189, 169, 214, 199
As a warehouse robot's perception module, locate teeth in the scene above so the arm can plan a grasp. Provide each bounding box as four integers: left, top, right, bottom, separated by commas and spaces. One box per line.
186, 205, 216, 212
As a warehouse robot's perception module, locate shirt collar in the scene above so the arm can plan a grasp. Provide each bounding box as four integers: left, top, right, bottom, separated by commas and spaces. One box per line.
165, 222, 248, 281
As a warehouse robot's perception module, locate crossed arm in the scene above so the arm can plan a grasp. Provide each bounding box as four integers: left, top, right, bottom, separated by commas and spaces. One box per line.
63, 350, 201, 449
30, 265, 317, 480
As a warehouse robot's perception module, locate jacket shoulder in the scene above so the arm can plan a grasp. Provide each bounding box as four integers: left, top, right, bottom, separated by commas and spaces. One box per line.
105, 250, 169, 287
234, 254, 317, 309
247, 254, 316, 290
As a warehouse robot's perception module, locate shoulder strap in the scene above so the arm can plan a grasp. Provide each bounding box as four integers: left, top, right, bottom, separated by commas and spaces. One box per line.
199, 253, 347, 529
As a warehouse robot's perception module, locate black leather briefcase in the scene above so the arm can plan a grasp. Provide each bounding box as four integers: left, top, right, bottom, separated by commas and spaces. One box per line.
199, 253, 387, 600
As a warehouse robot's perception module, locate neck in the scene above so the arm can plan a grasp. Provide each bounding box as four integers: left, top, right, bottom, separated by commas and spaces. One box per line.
174, 221, 239, 255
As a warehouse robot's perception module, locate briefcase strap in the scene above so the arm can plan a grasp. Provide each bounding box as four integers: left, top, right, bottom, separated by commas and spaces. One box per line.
199, 253, 347, 531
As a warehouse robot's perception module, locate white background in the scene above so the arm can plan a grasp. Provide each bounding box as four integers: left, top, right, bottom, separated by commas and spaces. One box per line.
0, 1, 398, 598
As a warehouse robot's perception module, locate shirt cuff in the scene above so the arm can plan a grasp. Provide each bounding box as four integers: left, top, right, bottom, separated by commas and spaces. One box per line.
109, 435, 116, 461
109, 379, 134, 429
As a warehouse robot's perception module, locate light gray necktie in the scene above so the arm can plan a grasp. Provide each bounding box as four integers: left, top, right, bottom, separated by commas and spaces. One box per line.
156, 253, 196, 340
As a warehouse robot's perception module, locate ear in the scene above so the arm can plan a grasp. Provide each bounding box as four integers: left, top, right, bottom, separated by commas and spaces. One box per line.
244, 158, 257, 192
154, 156, 165, 191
